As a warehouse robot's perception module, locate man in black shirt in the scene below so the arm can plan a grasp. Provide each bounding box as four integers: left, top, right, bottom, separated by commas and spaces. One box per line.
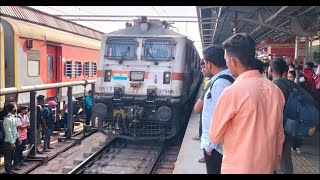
36, 95, 45, 154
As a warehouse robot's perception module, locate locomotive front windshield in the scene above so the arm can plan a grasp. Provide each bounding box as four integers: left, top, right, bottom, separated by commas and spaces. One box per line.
105, 38, 137, 60
142, 39, 174, 61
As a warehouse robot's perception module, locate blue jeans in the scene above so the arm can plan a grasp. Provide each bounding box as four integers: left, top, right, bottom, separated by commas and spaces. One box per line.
43, 128, 53, 151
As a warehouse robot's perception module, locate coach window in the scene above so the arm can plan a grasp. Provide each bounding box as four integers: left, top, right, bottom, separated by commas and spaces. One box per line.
105, 38, 138, 60
84, 62, 90, 77
27, 60, 40, 77
93, 62, 97, 76
65, 61, 72, 78
27, 50, 40, 77
76, 61, 82, 77
48, 55, 54, 78
142, 39, 174, 61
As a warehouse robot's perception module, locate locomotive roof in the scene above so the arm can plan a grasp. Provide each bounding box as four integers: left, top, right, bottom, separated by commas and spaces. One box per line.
105, 20, 186, 38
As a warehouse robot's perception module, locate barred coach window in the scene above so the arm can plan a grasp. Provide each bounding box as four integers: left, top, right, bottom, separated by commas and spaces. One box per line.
83, 62, 97, 77
65, 61, 72, 78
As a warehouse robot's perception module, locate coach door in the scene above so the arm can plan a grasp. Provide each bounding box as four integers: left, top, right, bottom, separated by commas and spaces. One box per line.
46, 46, 58, 98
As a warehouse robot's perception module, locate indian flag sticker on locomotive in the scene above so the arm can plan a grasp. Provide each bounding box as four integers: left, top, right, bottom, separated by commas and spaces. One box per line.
113, 74, 128, 80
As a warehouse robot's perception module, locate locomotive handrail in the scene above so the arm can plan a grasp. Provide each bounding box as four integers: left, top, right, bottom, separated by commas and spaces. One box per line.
0, 80, 96, 96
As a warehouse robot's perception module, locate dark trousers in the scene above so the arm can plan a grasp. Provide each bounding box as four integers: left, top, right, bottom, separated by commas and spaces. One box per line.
13, 139, 27, 166
0, 142, 14, 173
292, 138, 302, 150
280, 135, 293, 174
203, 149, 223, 174
43, 128, 53, 151
85, 108, 92, 125
63, 113, 72, 139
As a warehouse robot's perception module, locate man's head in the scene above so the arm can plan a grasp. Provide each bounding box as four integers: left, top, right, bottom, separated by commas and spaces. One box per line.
88, 90, 92, 95
287, 70, 296, 82
268, 58, 288, 81
222, 33, 256, 77
37, 95, 45, 105
304, 62, 314, 70
6, 102, 17, 115
202, 45, 226, 77
18, 105, 29, 115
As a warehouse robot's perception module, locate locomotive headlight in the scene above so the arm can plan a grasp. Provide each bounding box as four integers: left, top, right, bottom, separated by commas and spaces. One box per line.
163, 72, 171, 84
113, 86, 124, 100
104, 70, 112, 82
130, 71, 145, 81
156, 106, 172, 122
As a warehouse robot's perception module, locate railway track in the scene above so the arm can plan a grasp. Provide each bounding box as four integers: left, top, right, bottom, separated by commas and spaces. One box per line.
68, 133, 184, 174
68, 138, 166, 174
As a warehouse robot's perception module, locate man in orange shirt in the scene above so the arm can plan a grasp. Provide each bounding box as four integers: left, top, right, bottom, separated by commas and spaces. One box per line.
208, 33, 285, 174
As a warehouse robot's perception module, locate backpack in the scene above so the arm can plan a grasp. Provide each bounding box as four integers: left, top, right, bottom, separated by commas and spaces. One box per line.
0, 119, 5, 144
42, 106, 51, 120
209, 74, 235, 91
280, 79, 319, 139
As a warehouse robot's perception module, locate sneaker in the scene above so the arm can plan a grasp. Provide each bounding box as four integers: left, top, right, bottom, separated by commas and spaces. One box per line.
43, 149, 51, 152
198, 157, 205, 163
37, 150, 43, 154
291, 148, 296, 153
48, 147, 54, 149
296, 148, 302, 154
192, 135, 200, 141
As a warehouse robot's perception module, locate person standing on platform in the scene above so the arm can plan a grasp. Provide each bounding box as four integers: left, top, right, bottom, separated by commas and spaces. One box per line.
209, 33, 285, 174
201, 45, 234, 174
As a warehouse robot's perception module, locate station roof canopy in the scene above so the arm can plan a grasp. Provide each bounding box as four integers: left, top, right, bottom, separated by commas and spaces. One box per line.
197, 6, 320, 48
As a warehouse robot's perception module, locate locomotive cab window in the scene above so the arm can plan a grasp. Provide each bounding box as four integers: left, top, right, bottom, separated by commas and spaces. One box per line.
142, 39, 174, 61
105, 38, 137, 60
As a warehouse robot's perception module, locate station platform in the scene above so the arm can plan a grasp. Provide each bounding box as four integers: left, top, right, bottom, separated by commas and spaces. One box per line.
173, 112, 206, 174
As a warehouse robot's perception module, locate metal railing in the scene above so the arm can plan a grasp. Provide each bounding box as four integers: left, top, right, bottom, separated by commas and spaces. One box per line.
0, 79, 96, 156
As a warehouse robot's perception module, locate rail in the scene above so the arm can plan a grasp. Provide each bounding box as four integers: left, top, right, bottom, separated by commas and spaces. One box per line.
0, 79, 96, 156
68, 137, 116, 174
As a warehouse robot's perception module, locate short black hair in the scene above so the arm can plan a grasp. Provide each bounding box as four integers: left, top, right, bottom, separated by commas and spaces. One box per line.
37, 95, 45, 101
200, 59, 205, 66
252, 59, 264, 74
19, 105, 29, 111
270, 58, 288, 75
6, 102, 16, 113
288, 70, 296, 78
202, 45, 226, 68
222, 33, 256, 68
305, 62, 314, 69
